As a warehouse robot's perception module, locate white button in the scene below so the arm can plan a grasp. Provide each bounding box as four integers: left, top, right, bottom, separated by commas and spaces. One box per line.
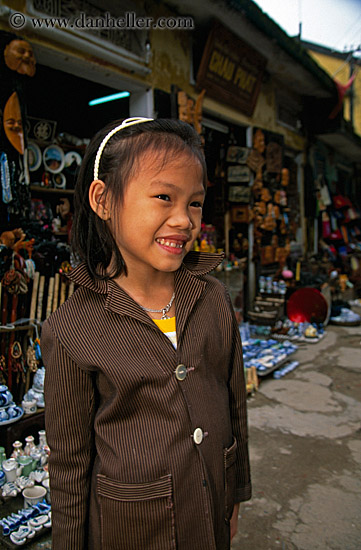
193, 428, 204, 445
175, 364, 187, 381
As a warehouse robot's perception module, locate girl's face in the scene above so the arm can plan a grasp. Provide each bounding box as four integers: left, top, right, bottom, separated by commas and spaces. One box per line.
110, 150, 205, 277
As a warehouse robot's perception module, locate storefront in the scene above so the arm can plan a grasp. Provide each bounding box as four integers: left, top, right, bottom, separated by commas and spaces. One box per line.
1, 2, 358, 543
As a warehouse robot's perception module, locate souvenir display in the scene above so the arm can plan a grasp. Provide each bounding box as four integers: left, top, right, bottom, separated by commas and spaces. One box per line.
241, 333, 298, 378
0, 33, 37, 225
0, 429, 51, 546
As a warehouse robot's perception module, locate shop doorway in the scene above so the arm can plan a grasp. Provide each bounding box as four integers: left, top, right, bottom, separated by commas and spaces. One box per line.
25, 64, 130, 139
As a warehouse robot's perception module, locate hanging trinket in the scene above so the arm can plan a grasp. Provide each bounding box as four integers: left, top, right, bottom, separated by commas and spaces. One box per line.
0, 152, 13, 204
10, 341, 25, 385
26, 345, 38, 373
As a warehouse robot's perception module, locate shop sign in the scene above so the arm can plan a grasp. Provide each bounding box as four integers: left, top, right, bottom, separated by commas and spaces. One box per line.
196, 22, 266, 117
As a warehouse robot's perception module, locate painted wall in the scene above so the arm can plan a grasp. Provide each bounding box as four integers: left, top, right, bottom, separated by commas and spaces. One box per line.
308, 50, 361, 137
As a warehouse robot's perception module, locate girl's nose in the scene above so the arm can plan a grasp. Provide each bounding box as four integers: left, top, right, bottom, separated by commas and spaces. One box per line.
169, 207, 193, 230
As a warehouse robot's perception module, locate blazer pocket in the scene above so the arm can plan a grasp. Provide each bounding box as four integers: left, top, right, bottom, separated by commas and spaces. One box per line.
97, 473, 176, 550
224, 437, 237, 522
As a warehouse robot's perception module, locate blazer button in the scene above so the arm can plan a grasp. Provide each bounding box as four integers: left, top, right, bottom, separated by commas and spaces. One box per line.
175, 364, 187, 381
193, 428, 204, 445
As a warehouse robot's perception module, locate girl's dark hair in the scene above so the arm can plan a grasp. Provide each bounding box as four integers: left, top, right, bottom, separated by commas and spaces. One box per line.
71, 118, 207, 280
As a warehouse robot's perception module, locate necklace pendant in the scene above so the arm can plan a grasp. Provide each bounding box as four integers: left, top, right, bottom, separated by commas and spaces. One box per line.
140, 291, 175, 318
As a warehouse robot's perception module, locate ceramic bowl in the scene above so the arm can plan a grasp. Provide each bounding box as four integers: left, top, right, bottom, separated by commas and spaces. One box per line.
22, 485, 47, 508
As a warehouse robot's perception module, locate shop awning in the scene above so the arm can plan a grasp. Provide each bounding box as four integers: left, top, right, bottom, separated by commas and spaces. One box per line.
317, 129, 361, 163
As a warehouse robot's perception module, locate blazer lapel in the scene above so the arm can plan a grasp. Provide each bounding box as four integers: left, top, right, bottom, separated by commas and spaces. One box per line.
175, 267, 206, 346
105, 280, 157, 328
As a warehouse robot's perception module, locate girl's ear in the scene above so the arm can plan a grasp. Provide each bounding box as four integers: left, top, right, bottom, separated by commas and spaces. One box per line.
89, 179, 111, 220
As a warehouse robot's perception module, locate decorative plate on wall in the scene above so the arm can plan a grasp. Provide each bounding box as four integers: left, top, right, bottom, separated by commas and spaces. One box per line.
43, 145, 65, 174
28, 141, 42, 172
53, 172, 66, 189
64, 151, 82, 169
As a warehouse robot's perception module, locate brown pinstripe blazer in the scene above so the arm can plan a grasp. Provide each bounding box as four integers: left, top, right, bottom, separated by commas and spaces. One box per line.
42, 251, 251, 550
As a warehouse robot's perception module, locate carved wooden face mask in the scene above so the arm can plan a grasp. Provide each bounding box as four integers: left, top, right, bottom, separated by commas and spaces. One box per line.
253, 129, 265, 154
4, 39, 36, 77
4, 91, 24, 154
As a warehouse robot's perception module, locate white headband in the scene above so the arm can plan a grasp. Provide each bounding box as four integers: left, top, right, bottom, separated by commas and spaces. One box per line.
93, 117, 154, 180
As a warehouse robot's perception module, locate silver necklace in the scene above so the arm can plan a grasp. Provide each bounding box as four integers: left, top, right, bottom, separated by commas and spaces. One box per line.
140, 292, 175, 320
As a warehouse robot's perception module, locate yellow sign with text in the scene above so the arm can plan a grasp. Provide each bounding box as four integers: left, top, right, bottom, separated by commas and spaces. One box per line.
197, 23, 266, 116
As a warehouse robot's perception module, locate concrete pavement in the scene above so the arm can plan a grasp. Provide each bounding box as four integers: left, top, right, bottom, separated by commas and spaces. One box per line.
232, 323, 361, 550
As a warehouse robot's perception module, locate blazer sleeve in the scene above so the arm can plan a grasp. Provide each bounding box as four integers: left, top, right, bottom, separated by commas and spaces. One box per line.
226, 290, 252, 503
42, 319, 96, 550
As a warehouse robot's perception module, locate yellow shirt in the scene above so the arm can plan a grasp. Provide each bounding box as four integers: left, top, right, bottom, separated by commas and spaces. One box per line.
153, 317, 177, 349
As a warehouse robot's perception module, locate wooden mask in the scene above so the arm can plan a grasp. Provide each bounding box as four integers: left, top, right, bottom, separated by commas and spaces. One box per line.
281, 168, 289, 187
253, 129, 265, 154
3, 91, 24, 154
4, 39, 36, 77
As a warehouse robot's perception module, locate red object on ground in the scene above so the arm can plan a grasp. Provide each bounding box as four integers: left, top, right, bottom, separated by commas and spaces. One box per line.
287, 288, 328, 323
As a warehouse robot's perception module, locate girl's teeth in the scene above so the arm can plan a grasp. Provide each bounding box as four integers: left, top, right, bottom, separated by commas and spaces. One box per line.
157, 238, 182, 248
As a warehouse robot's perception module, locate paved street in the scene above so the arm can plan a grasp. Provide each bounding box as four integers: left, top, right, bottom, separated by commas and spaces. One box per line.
232, 323, 361, 550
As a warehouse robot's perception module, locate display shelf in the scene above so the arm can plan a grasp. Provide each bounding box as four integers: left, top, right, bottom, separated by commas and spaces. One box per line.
0, 320, 41, 334
30, 186, 74, 195
256, 353, 296, 377
0, 325, 35, 334
257, 293, 285, 304
242, 336, 298, 378
0, 409, 23, 426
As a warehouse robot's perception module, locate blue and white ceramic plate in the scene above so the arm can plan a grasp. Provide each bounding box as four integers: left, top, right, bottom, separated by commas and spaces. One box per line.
27, 141, 42, 172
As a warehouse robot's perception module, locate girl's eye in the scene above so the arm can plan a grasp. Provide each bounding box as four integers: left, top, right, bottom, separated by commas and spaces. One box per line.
191, 201, 203, 208
156, 194, 171, 201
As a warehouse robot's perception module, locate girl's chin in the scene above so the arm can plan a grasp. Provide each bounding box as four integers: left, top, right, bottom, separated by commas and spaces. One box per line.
154, 255, 187, 273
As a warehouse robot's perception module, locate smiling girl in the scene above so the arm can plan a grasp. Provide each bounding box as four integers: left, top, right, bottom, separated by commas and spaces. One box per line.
42, 117, 251, 550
